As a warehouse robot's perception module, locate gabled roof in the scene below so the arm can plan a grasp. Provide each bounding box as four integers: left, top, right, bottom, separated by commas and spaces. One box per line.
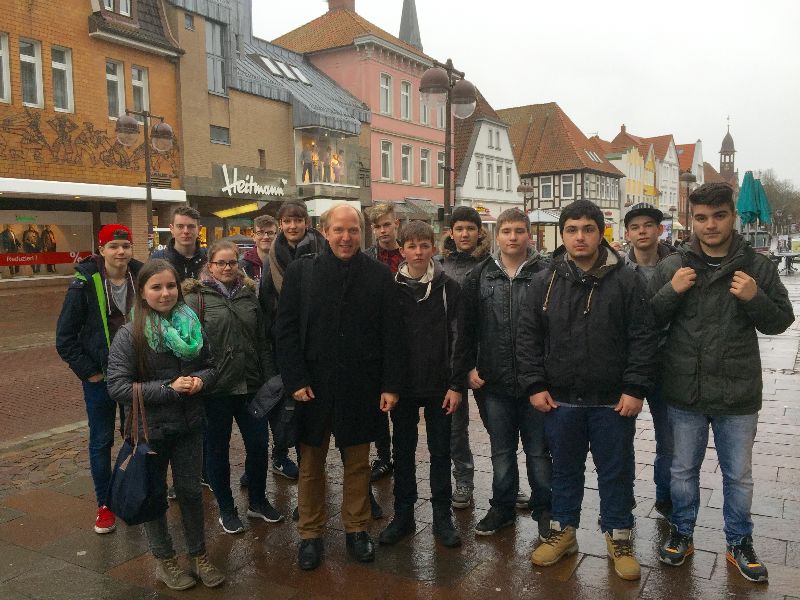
703, 162, 727, 184
676, 143, 696, 172
234, 38, 370, 135
496, 103, 622, 177
611, 128, 654, 163
273, 7, 431, 62
641, 134, 675, 161
89, 0, 181, 55
454, 89, 508, 185
588, 135, 614, 156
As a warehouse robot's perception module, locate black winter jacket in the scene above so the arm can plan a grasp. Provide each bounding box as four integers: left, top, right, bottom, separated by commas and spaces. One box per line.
395, 260, 462, 398
648, 233, 794, 415
517, 241, 658, 405
436, 233, 491, 286
106, 321, 217, 440
183, 277, 275, 397
275, 249, 403, 448
56, 257, 143, 380
453, 248, 548, 398
151, 239, 207, 281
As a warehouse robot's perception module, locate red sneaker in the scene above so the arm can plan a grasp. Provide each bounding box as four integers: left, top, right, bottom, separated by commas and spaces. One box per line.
94, 505, 116, 534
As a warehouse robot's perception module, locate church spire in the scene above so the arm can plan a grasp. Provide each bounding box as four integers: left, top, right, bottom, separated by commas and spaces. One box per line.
399, 0, 423, 51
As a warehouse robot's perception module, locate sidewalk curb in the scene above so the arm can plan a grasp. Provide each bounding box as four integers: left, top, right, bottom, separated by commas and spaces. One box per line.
0, 419, 88, 453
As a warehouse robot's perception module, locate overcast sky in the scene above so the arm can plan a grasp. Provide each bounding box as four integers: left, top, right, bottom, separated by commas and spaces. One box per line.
253, 0, 800, 188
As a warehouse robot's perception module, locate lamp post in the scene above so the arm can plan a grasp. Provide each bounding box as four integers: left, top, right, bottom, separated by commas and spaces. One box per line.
668, 205, 677, 243
115, 110, 175, 250
679, 170, 697, 241
419, 59, 477, 222
517, 182, 536, 245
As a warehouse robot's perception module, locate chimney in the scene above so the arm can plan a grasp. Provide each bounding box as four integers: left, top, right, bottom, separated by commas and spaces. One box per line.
328, 0, 355, 11
621, 124, 626, 133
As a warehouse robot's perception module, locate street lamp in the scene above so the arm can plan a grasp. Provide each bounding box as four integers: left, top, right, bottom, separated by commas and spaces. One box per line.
115, 110, 174, 250
516, 183, 534, 213
668, 205, 677, 243
680, 170, 697, 240
419, 59, 476, 221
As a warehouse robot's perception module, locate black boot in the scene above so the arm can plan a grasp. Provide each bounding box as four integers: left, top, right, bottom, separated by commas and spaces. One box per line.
298, 538, 324, 571
378, 509, 415, 545
433, 507, 462, 548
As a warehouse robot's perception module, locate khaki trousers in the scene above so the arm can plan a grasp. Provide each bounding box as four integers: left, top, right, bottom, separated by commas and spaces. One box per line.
297, 430, 371, 539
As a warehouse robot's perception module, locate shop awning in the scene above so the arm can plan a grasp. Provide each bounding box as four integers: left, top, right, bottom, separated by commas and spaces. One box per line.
0, 177, 186, 203
672, 221, 685, 231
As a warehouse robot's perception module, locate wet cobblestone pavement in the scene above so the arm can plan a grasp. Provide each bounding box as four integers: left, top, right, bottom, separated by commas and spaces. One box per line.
0, 280, 799, 599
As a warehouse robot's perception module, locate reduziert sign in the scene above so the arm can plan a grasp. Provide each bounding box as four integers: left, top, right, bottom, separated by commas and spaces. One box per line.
220, 164, 287, 198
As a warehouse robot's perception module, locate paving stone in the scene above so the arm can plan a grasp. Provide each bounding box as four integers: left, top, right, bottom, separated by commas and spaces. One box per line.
0, 540, 49, 583
37, 526, 149, 573
0, 507, 23, 525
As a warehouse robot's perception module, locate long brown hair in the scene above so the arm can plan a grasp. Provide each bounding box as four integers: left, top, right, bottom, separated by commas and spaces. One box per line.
207, 239, 240, 263
130, 259, 183, 378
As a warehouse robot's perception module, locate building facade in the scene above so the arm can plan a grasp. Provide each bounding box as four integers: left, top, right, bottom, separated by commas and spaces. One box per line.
165, 0, 370, 242
274, 0, 448, 223
454, 89, 522, 234
498, 102, 623, 249
0, 0, 184, 267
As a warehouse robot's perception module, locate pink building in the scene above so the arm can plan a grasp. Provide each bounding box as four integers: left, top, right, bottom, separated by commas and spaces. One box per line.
274, 0, 447, 218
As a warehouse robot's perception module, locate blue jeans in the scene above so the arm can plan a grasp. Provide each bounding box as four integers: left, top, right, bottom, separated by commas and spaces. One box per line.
478, 393, 551, 518
204, 394, 269, 514
82, 380, 120, 507
648, 384, 673, 503
545, 404, 636, 531
668, 406, 757, 545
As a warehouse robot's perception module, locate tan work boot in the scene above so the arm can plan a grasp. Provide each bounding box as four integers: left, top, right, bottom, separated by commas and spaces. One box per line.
605, 529, 641, 580
190, 553, 226, 588
155, 557, 196, 591
530, 521, 578, 566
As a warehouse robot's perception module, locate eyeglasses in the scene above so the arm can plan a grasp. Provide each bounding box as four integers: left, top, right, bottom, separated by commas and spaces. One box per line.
254, 230, 277, 238
209, 260, 238, 269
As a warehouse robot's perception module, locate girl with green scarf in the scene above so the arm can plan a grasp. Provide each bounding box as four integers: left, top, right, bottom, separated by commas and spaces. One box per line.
107, 259, 225, 591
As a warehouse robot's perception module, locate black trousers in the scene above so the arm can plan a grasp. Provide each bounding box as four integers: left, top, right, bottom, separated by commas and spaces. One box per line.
390, 395, 452, 512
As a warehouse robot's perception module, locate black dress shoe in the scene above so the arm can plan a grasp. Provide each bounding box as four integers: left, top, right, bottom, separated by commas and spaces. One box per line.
432, 508, 462, 548
298, 538, 323, 571
378, 511, 415, 545
345, 531, 375, 562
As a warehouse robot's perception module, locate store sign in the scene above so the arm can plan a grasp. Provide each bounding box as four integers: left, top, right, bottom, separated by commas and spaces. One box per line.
220, 164, 287, 198
0, 251, 91, 266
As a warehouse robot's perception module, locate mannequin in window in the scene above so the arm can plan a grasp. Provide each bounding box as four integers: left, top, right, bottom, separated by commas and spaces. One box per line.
322, 146, 332, 182
42, 225, 58, 273
301, 144, 313, 183
1, 225, 21, 276
311, 143, 321, 182
22, 224, 42, 274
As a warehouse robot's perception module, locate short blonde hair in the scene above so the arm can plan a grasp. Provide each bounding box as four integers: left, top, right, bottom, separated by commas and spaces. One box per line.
366, 203, 396, 226
321, 202, 365, 231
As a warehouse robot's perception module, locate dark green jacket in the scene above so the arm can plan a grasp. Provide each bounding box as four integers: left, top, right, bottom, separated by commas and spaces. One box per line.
183, 277, 275, 397
648, 233, 794, 415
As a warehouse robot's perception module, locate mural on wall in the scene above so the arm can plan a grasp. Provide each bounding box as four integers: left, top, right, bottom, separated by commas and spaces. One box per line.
0, 108, 180, 179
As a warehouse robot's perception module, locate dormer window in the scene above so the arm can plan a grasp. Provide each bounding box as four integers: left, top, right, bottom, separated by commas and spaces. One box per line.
104, 0, 132, 16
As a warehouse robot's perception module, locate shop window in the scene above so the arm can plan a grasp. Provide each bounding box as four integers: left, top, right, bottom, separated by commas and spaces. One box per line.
540, 175, 553, 200
20, 39, 43, 108
437, 151, 445, 186
561, 174, 574, 199
401, 145, 412, 183
131, 65, 149, 122
400, 81, 411, 120
0, 34, 10, 104
206, 20, 226, 94
295, 130, 355, 185
51, 47, 73, 112
379, 73, 392, 115
381, 141, 393, 180
105, 59, 124, 118
210, 125, 230, 144
420, 149, 430, 185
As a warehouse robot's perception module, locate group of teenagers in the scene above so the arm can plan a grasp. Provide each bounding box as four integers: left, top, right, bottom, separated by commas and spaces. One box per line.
54, 181, 793, 590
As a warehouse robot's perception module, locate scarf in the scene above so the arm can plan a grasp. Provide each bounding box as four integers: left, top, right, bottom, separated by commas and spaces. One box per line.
144, 303, 203, 359
200, 267, 244, 299
396, 259, 435, 302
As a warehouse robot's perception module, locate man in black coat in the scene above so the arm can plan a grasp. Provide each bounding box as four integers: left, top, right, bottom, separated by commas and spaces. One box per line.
275, 203, 402, 571
519, 200, 657, 581
151, 206, 207, 281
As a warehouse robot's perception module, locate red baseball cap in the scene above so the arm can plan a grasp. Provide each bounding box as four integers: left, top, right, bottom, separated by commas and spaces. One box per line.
98, 224, 132, 246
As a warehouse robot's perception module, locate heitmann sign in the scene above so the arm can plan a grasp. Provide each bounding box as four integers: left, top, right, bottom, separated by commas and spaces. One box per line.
220, 164, 287, 198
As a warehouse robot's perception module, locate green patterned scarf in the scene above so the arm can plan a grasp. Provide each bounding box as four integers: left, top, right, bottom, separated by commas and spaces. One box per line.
144, 303, 203, 359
